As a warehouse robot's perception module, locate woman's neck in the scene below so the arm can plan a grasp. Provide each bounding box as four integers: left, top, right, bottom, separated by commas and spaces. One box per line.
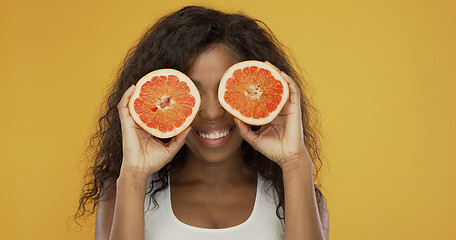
172, 151, 256, 186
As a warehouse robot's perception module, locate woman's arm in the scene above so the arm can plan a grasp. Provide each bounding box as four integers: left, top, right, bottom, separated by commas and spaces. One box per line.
235, 64, 327, 240
95, 174, 149, 240
95, 85, 190, 240
318, 195, 329, 239
95, 179, 116, 240
108, 172, 148, 240
281, 157, 327, 240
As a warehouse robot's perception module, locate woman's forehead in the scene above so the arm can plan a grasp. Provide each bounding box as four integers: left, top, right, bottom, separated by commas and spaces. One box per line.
186, 45, 238, 88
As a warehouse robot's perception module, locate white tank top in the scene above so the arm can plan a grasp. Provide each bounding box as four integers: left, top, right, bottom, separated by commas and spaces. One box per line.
144, 173, 284, 240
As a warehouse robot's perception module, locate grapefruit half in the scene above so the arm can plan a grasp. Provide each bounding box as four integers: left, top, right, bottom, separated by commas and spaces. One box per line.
128, 69, 200, 138
218, 60, 289, 126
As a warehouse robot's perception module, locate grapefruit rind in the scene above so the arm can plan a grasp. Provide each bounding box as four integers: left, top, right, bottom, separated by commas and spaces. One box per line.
128, 69, 201, 138
218, 60, 289, 126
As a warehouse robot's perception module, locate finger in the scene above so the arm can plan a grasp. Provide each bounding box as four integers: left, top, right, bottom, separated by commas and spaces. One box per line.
279, 72, 305, 137
117, 85, 136, 124
280, 71, 301, 106
166, 127, 192, 155
234, 118, 260, 150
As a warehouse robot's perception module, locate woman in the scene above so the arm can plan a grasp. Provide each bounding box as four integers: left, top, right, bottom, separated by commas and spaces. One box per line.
77, 5, 329, 240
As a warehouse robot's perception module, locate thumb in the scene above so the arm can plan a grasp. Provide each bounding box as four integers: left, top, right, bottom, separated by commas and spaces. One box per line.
166, 127, 192, 154
234, 118, 260, 150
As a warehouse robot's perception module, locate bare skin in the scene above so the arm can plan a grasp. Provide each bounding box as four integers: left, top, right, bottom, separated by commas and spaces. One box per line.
95, 44, 329, 240
170, 44, 257, 228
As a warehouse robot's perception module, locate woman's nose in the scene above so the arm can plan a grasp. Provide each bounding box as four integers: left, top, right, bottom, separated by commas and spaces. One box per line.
198, 92, 226, 120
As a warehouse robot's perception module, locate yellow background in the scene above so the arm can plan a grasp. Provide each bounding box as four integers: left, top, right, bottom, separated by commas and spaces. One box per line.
1, 0, 455, 239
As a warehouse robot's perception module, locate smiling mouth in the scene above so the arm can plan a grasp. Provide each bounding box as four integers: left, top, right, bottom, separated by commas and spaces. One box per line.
196, 127, 233, 140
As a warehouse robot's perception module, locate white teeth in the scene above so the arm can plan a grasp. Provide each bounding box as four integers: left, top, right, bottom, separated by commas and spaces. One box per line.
198, 129, 231, 140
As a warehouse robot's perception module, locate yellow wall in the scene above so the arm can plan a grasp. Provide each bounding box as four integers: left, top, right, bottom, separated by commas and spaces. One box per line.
1, 0, 455, 239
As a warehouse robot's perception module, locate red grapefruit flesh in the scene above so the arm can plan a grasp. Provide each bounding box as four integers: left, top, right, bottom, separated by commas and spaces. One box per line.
128, 69, 200, 138
218, 60, 289, 125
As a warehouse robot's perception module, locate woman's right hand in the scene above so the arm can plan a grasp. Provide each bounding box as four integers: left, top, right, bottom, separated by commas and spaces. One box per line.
116, 85, 191, 181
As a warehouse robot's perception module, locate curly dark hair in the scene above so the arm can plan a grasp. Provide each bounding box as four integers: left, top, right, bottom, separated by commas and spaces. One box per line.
76, 5, 325, 222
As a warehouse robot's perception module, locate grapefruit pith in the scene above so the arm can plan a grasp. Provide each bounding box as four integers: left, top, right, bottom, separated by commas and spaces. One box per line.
218, 60, 289, 125
128, 69, 200, 138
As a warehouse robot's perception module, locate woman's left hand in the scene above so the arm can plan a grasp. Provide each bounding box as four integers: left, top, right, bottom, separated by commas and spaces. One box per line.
235, 63, 311, 168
